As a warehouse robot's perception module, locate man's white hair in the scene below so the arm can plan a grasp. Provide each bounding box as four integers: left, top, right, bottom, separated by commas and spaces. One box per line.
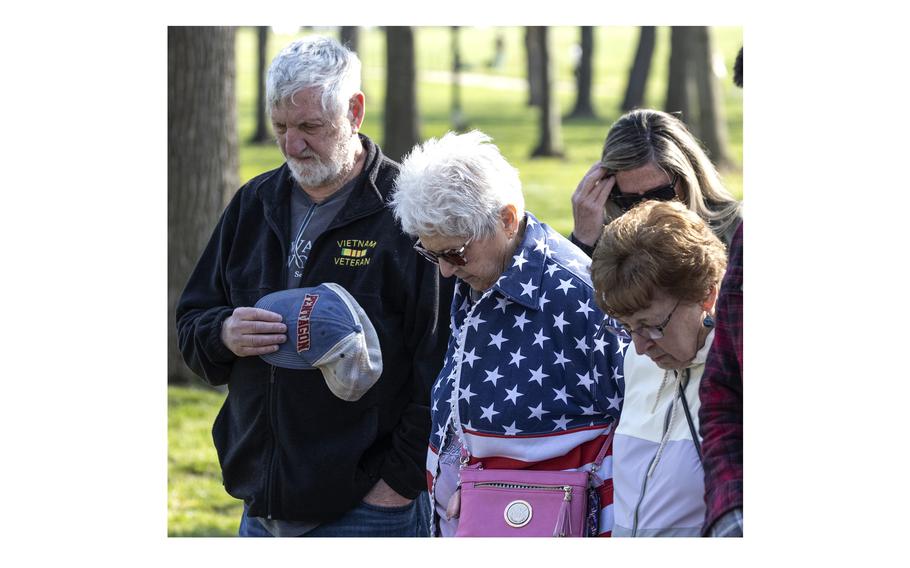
266, 35, 361, 119
391, 130, 524, 239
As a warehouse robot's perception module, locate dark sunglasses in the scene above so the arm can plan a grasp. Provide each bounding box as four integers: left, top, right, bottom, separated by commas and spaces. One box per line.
413, 238, 472, 266
609, 174, 679, 212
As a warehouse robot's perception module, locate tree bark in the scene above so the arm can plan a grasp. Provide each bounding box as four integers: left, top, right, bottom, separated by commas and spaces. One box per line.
488, 30, 506, 70
451, 26, 468, 131
384, 26, 420, 162
340, 26, 359, 52
168, 26, 239, 384
691, 26, 730, 167
733, 46, 743, 87
339, 27, 364, 96
530, 27, 565, 158
665, 26, 695, 126
250, 26, 271, 143
568, 26, 596, 119
525, 27, 544, 106
621, 26, 656, 111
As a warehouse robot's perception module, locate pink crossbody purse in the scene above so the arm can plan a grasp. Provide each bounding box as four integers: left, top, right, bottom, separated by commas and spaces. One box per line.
444, 294, 616, 536
453, 426, 616, 537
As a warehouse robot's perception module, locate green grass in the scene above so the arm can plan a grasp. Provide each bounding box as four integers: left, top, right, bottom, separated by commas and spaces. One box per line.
168, 385, 239, 536
169, 26, 743, 537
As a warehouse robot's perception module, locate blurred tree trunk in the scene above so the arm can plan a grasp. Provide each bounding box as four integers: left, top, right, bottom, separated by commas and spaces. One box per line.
340, 26, 359, 51
529, 27, 564, 158
488, 30, 506, 69
525, 27, 544, 106
621, 26, 656, 111
451, 26, 468, 131
384, 26, 420, 162
250, 26, 271, 143
168, 26, 238, 384
340, 27, 364, 96
691, 26, 730, 167
665, 26, 695, 126
568, 26, 595, 119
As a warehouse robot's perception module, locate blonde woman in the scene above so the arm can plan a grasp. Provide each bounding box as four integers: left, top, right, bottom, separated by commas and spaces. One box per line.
571, 109, 741, 255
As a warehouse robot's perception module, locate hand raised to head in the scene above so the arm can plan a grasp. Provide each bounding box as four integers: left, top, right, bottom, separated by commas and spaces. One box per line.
571, 162, 614, 247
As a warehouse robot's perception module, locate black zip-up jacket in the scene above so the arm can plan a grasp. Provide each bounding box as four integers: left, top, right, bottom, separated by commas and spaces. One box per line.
176, 135, 453, 523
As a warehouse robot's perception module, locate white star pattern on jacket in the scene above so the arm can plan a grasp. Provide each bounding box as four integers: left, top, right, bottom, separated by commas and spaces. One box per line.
426, 213, 627, 536
488, 330, 508, 349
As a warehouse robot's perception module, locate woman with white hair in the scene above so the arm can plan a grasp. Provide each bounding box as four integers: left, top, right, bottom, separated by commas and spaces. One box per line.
391, 131, 625, 537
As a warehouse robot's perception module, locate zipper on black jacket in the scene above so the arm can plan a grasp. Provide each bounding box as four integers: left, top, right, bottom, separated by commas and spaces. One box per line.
287, 203, 318, 273
266, 365, 278, 519
258, 153, 389, 521
263, 209, 291, 521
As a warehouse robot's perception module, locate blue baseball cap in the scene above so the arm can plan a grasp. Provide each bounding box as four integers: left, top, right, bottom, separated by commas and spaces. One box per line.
254, 283, 382, 401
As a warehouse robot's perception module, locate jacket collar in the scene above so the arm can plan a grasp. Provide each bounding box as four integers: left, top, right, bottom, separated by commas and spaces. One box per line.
256, 134, 388, 233
490, 212, 550, 311
689, 328, 716, 369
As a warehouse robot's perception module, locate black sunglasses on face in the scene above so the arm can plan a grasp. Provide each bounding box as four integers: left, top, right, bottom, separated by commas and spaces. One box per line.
609, 174, 679, 212
413, 238, 472, 266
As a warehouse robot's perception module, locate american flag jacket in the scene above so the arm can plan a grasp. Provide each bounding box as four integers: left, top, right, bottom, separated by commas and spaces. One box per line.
425, 212, 627, 535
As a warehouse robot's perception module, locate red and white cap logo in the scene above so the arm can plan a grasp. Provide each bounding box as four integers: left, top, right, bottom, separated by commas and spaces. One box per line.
296, 294, 319, 352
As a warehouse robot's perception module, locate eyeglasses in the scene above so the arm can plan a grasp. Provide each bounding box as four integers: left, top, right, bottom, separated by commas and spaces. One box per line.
608, 174, 679, 212
413, 237, 472, 266
603, 300, 681, 340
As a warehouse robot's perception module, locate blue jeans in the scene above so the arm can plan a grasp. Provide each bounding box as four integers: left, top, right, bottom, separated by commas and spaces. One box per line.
238, 492, 431, 537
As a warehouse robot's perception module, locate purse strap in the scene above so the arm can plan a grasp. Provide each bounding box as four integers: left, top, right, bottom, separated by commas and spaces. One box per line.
677, 368, 703, 465
589, 420, 618, 476
451, 287, 495, 467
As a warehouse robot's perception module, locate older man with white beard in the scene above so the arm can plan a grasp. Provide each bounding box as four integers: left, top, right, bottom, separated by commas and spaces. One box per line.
176, 36, 453, 537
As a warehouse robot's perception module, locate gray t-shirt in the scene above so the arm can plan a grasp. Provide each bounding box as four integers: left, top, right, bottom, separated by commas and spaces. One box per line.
255, 175, 360, 537
285, 177, 358, 289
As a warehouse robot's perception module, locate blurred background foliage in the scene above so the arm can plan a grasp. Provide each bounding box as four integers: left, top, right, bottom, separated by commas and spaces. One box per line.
236, 26, 742, 236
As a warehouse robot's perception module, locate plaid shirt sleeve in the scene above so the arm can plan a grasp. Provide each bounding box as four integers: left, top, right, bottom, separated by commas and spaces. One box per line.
708, 507, 743, 537
699, 222, 743, 535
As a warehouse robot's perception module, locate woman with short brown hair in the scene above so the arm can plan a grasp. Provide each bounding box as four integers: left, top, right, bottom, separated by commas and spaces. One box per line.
590, 199, 727, 537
